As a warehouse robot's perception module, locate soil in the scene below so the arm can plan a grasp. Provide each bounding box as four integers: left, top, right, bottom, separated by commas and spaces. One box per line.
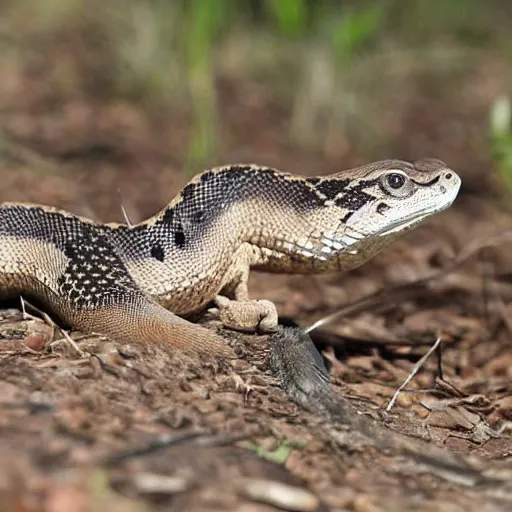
0, 63, 512, 511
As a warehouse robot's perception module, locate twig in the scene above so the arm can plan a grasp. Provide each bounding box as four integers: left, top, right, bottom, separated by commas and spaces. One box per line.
311, 331, 435, 347
104, 431, 208, 466
20, 296, 86, 357
104, 431, 246, 467
386, 336, 442, 412
117, 187, 133, 227
436, 338, 444, 381
51, 328, 87, 358
306, 228, 512, 333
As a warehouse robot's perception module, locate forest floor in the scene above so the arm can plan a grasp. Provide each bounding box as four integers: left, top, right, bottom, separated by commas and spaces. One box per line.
0, 68, 511, 511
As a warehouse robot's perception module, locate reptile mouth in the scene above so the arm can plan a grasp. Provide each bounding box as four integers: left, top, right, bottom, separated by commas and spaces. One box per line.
378, 195, 458, 237
377, 213, 430, 237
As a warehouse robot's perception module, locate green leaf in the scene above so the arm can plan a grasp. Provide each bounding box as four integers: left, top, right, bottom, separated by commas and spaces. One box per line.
332, 5, 383, 60
248, 440, 301, 464
264, 0, 308, 37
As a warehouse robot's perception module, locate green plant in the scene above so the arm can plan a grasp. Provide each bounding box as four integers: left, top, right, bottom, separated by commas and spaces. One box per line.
490, 95, 512, 196
105, 1, 185, 109
248, 438, 305, 464
264, 0, 308, 37
184, 0, 231, 171
0, 0, 507, 170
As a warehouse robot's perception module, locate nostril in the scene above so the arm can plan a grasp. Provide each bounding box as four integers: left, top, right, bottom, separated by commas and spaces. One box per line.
445, 172, 453, 180
377, 202, 390, 215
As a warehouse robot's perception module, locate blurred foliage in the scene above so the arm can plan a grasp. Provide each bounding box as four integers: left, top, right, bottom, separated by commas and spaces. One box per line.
264, 0, 309, 37
184, 0, 230, 170
0, 0, 510, 172
490, 96, 512, 197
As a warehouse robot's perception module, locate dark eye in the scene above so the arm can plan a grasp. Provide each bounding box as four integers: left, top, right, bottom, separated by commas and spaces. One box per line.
380, 170, 414, 198
386, 173, 406, 189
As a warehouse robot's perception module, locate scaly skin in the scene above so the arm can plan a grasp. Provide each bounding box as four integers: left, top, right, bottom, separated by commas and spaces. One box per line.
0, 159, 461, 357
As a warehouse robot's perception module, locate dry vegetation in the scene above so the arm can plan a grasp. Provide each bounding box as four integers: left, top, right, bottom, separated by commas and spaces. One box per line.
0, 1, 512, 511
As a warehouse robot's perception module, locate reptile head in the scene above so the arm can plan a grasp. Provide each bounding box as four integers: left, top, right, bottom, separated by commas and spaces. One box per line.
339, 158, 460, 238
315, 158, 461, 270
262, 158, 461, 272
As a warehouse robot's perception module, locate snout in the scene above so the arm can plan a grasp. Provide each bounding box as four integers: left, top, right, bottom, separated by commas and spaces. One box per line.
438, 169, 462, 197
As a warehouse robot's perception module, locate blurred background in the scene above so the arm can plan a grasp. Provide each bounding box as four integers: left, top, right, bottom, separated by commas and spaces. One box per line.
3, 3, 512, 507
0, 0, 511, 221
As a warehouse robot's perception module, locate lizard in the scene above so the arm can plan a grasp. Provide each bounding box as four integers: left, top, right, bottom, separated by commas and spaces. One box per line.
0, 159, 461, 358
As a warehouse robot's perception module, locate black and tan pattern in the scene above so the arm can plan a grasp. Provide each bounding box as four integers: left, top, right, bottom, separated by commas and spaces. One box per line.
0, 159, 461, 356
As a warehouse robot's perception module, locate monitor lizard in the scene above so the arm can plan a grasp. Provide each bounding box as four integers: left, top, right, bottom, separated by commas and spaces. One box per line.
0, 159, 461, 358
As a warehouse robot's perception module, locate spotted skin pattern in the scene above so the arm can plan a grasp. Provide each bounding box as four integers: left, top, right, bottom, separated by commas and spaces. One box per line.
0, 159, 461, 356
0, 206, 137, 307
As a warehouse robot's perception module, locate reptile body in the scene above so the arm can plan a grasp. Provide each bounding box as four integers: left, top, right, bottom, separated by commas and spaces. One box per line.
0, 159, 461, 357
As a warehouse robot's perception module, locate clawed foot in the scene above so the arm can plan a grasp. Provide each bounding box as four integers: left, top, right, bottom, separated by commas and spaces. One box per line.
208, 296, 279, 333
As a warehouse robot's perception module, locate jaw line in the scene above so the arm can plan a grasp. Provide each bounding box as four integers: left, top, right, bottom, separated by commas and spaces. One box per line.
377, 215, 428, 237
376, 207, 444, 237
375, 193, 459, 238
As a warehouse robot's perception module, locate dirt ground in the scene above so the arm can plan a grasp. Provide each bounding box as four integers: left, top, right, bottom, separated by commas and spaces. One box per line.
1, 63, 512, 511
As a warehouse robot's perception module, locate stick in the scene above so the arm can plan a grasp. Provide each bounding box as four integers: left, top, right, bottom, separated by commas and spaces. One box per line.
385, 336, 442, 412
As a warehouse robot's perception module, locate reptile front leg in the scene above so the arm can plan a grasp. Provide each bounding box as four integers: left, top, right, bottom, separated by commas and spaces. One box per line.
212, 295, 279, 332
209, 242, 279, 332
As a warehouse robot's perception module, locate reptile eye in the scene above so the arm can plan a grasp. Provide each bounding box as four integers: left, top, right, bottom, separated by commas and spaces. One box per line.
386, 173, 406, 189
380, 170, 414, 198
